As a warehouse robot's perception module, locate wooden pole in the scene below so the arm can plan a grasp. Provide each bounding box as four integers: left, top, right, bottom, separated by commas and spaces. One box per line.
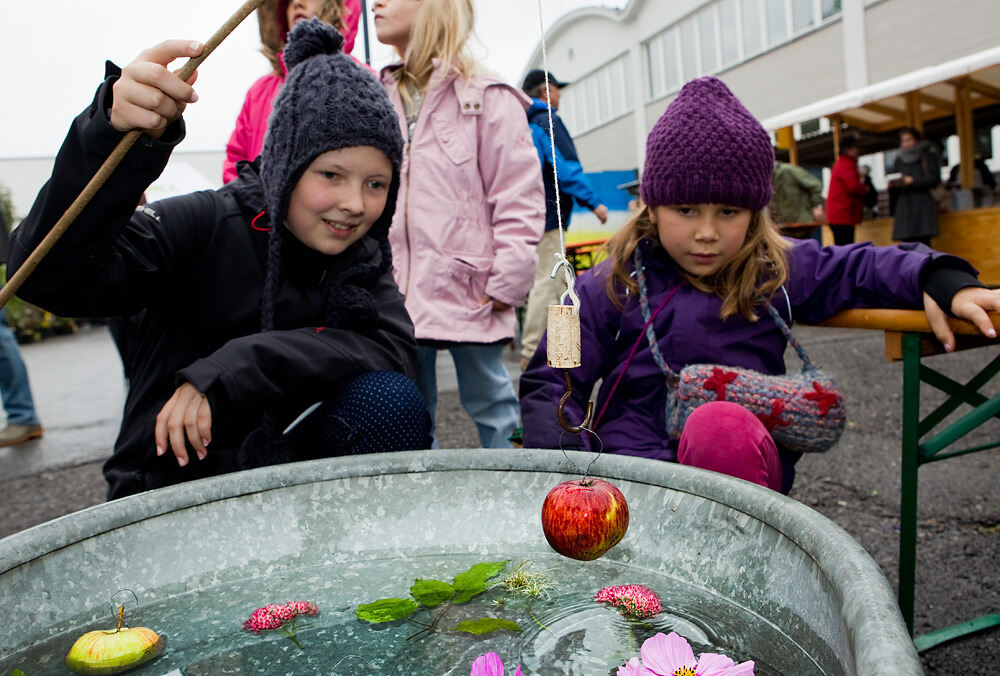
954, 81, 976, 189
830, 115, 843, 157
0, 0, 265, 310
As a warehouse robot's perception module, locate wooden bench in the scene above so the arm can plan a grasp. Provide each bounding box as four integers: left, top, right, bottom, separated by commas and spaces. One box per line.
836, 206, 1000, 287
812, 308, 1000, 651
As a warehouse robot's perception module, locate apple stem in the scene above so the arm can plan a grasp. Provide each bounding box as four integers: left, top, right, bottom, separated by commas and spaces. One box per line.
115, 605, 125, 633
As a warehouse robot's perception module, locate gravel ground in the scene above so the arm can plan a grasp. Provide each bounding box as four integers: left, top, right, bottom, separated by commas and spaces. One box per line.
1, 328, 997, 674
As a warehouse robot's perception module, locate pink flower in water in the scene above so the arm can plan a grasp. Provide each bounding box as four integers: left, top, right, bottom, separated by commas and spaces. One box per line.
242, 604, 286, 633
595, 584, 663, 619
622, 632, 754, 676
285, 600, 320, 617
470, 652, 522, 676
242, 601, 320, 649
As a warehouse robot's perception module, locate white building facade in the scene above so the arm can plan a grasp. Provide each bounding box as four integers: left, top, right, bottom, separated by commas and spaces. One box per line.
524, 0, 1000, 178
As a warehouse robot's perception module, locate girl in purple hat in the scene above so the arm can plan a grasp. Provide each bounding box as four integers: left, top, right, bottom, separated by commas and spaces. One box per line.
520, 76, 1000, 493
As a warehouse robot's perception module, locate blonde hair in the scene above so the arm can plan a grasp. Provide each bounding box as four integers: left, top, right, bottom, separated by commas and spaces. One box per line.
259, 0, 346, 75
391, 0, 481, 111
604, 205, 791, 321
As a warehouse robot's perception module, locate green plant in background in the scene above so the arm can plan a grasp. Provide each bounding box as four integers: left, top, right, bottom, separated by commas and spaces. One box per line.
356, 560, 523, 639
1, 182, 79, 343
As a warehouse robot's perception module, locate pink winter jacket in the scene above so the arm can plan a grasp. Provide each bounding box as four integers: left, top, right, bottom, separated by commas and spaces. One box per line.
222, 0, 363, 183
381, 63, 545, 343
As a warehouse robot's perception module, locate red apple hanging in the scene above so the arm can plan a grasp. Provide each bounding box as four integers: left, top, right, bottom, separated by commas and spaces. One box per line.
541, 478, 629, 560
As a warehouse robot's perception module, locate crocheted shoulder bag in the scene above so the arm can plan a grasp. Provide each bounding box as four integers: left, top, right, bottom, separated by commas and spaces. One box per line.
634, 248, 846, 454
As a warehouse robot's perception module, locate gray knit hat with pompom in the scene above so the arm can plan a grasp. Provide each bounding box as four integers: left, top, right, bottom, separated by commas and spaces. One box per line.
259, 18, 403, 236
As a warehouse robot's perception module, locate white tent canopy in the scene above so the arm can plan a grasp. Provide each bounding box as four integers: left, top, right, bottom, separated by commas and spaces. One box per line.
762, 45, 1000, 133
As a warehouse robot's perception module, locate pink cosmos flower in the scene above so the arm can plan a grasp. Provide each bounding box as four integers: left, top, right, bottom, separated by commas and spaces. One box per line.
622, 632, 754, 676
595, 585, 663, 619
470, 652, 523, 676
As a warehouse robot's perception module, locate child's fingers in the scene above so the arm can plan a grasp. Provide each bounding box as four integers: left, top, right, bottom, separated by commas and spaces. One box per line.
952, 301, 997, 339
951, 288, 1000, 339
167, 415, 190, 467
154, 395, 189, 467
184, 393, 212, 461
112, 87, 182, 134
141, 39, 205, 70
922, 292, 955, 352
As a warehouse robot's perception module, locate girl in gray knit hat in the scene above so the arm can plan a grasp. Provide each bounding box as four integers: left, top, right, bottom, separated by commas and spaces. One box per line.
520, 76, 1000, 495
9, 20, 432, 499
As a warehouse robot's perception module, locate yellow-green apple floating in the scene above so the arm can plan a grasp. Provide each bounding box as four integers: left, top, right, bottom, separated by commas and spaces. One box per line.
541, 478, 629, 560
64, 605, 165, 675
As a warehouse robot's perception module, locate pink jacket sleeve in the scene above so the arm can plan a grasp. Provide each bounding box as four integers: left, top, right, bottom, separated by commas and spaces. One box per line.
476, 86, 545, 307
223, 74, 282, 184
223, 89, 257, 184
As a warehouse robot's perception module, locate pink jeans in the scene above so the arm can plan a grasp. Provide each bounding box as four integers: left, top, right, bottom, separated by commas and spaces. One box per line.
677, 401, 784, 493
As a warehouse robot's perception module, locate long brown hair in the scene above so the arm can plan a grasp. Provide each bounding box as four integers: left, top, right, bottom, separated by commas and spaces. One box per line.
259, 0, 346, 75
389, 0, 481, 112
604, 205, 791, 321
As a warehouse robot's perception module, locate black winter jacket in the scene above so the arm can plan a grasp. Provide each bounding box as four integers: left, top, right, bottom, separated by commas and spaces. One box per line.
10, 70, 418, 499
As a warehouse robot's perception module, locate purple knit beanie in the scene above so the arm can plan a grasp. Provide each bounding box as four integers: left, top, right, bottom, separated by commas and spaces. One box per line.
640, 76, 773, 210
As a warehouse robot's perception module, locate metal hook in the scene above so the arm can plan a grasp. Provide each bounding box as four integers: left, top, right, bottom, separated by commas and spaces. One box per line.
557, 369, 594, 435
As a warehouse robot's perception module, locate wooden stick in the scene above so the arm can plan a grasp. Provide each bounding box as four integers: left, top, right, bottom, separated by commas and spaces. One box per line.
0, 0, 265, 310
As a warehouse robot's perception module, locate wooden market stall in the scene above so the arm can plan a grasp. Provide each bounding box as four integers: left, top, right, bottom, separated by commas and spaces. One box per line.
762, 46, 1000, 286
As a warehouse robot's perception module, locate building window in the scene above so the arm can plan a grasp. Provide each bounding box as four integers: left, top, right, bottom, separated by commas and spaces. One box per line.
822, 0, 842, 18
647, 28, 680, 99
561, 54, 632, 136
679, 17, 699, 82
698, 8, 719, 74
718, 0, 741, 66
791, 0, 816, 33
764, 0, 788, 47
740, 0, 764, 56
641, 0, 842, 106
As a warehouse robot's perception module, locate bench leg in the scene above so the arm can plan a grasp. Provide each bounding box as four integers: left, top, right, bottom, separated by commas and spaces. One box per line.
898, 332, 922, 636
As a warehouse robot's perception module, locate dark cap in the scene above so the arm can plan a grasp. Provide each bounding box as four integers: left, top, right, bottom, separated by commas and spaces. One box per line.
521, 69, 569, 94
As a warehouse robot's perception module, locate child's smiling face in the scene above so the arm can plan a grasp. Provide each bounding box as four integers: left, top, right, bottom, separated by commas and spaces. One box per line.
649, 203, 752, 277
285, 146, 393, 256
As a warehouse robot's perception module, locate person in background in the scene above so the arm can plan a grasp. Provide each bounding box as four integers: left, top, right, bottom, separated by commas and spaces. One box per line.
890, 127, 942, 247
0, 209, 43, 447
223, 0, 362, 183
824, 134, 869, 246
859, 165, 879, 220
768, 147, 824, 240
519, 69, 608, 369
10, 21, 429, 499
520, 76, 1000, 494
948, 156, 996, 208
374, 0, 544, 448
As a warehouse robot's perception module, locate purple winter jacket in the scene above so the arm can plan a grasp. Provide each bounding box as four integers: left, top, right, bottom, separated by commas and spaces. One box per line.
519, 237, 976, 457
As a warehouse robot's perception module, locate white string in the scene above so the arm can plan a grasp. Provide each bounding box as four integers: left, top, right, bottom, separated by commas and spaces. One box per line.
534, 0, 580, 313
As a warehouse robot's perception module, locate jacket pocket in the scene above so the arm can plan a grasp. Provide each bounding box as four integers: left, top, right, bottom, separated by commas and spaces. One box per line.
432, 115, 474, 166
432, 253, 493, 316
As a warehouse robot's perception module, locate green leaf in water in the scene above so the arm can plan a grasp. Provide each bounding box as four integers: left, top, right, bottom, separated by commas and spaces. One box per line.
13, 670, 27, 676
452, 560, 509, 604
451, 617, 522, 635
356, 597, 420, 623
410, 578, 456, 607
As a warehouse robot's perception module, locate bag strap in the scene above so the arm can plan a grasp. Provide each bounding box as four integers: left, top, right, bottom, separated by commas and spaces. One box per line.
591, 251, 681, 430
633, 247, 817, 376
